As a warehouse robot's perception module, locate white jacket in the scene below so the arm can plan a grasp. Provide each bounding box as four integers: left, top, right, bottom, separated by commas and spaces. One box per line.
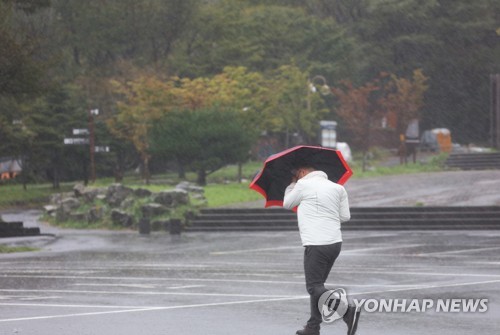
283, 170, 350, 246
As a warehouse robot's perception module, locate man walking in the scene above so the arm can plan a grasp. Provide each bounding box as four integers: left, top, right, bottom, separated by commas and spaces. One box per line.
283, 165, 360, 335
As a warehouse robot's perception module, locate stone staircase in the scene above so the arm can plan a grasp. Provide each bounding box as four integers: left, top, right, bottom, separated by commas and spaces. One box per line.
0, 220, 40, 237
444, 152, 500, 170
187, 206, 500, 231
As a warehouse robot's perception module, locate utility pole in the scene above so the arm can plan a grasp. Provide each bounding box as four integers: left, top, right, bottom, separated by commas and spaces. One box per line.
89, 109, 99, 183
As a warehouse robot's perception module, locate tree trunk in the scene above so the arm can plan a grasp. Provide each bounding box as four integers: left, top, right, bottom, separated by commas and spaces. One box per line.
52, 164, 60, 189
143, 155, 151, 185
82, 156, 89, 186
21, 156, 28, 191
237, 162, 243, 183
197, 168, 206, 186
114, 150, 125, 182
362, 113, 372, 172
178, 160, 186, 179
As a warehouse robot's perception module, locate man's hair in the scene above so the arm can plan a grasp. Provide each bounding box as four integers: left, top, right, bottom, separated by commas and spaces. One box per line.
290, 163, 315, 176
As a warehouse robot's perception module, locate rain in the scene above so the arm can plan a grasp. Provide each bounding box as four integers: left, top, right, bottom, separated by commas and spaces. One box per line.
1, 1, 500, 334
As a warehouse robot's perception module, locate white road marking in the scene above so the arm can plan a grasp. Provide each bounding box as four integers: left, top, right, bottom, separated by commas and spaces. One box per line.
331, 284, 429, 288
419, 246, 500, 256
0, 296, 60, 301
166, 285, 205, 290
209, 244, 424, 256
349, 279, 500, 296
210, 246, 299, 255
0, 307, 165, 323
341, 244, 424, 254
333, 269, 500, 278
1, 279, 500, 323
0, 303, 159, 309
0, 289, 293, 299
72, 283, 158, 289
1, 274, 310, 285
340, 253, 482, 258
0, 296, 307, 323
2, 268, 500, 287
466, 261, 500, 265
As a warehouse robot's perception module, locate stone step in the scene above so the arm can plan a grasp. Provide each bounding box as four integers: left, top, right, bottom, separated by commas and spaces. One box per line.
444, 153, 500, 170
196, 211, 500, 221
0, 221, 41, 238
197, 206, 500, 215
0, 227, 41, 237
187, 206, 500, 231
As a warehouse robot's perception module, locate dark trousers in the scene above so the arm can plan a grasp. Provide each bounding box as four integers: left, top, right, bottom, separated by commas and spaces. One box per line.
304, 242, 342, 329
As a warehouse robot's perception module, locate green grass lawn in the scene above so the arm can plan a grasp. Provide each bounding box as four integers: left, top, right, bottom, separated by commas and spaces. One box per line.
0, 183, 72, 210
0, 245, 39, 253
204, 182, 262, 207
0, 155, 449, 210
349, 153, 449, 178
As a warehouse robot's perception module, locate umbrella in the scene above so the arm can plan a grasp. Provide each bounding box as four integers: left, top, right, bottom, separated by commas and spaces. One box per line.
249, 145, 353, 208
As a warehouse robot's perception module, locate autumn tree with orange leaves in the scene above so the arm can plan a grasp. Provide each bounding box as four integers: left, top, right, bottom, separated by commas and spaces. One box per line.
332, 70, 428, 170
331, 76, 385, 171
107, 67, 266, 183
108, 75, 176, 183
380, 69, 429, 136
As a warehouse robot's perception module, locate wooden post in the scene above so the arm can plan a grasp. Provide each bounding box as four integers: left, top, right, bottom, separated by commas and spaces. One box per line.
88, 109, 97, 183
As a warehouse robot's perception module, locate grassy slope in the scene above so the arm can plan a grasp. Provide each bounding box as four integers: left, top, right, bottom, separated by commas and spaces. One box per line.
0, 155, 448, 210
0, 245, 38, 253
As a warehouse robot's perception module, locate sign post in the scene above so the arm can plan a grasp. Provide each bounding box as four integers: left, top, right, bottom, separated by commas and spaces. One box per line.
319, 120, 337, 148
64, 109, 109, 183
89, 109, 99, 183
64, 138, 89, 145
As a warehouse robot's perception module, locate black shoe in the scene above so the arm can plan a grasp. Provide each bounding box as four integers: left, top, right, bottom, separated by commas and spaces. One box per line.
296, 325, 320, 335
343, 304, 361, 335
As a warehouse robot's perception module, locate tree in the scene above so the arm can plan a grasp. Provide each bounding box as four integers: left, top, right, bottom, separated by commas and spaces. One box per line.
150, 108, 254, 185
302, 0, 367, 23
0, 84, 91, 189
331, 77, 382, 170
172, 66, 268, 128
0, 0, 56, 187
0, 0, 47, 104
380, 69, 429, 136
264, 65, 328, 146
0, 28, 43, 99
1, 0, 50, 13
424, 0, 500, 143
52, 0, 198, 70
170, 2, 355, 79
332, 70, 429, 169
352, 0, 500, 144
108, 66, 268, 182
0, 103, 36, 189
107, 75, 175, 183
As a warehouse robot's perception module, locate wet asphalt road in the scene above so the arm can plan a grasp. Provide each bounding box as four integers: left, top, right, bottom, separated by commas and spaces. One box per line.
227, 170, 500, 208
1, 223, 500, 335
1, 170, 500, 335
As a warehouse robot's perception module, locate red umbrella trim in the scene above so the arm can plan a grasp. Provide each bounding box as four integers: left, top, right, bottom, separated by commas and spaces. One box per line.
249, 145, 353, 209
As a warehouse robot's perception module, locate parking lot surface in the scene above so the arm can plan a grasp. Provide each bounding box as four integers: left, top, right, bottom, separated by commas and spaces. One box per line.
1, 226, 499, 335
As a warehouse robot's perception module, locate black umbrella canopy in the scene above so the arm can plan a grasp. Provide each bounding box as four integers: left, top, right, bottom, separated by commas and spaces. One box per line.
250, 146, 353, 208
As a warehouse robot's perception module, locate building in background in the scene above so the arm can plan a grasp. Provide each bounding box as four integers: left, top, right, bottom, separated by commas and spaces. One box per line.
0, 157, 22, 180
